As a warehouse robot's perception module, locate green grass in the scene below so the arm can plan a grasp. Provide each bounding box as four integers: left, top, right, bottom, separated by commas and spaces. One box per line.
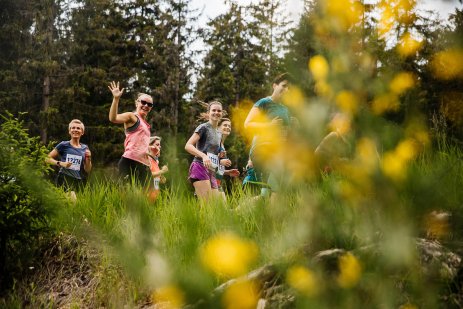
37, 142, 458, 307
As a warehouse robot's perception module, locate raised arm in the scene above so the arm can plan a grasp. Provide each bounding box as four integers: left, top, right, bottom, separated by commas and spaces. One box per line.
108, 81, 136, 125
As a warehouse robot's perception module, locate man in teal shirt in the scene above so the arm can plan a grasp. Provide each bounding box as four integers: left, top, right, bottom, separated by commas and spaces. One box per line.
243, 73, 294, 196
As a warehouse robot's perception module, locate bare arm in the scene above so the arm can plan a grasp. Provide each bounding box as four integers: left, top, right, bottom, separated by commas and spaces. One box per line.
108, 81, 137, 125
152, 165, 168, 177
244, 107, 282, 132
185, 133, 207, 159
45, 149, 72, 168
185, 133, 212, 168
83, 148, 92, 174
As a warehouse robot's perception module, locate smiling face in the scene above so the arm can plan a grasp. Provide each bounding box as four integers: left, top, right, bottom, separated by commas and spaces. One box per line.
68, 121, 84, 140
150, 139, 161, 156
219, 120, 232, 137
208, 103, 223, 123
136, 94, 153, 116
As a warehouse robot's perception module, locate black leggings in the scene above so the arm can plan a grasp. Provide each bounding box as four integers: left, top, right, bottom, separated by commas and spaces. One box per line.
118, 157, 151, 186
55, 173, 85, 192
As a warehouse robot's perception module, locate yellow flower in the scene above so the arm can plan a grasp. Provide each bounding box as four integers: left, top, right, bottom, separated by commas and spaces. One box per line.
337, 252, 362, 288
395, 139, 418, 161
430, 49, 463, 80
286, 265, 319, 296
200, 232, 258, 278
381, 151, 406, 181
335, 91, 358, 115
309, 55, 329, 81
397, 32, 422, 57
389, 72, 415, 95
282, 86, 305, 109
151, 285, 185, 309
324, 0, 363, 31
222, 280, 259, 309
396, 0, 416, 13
372, 93, 399, 115
378, 5, 395, 37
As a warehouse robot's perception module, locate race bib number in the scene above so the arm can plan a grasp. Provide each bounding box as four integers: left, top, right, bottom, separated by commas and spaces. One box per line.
66, 154, 82, 171
207, 152, 219, 170
153, 177, 160, 190
217, 163, 225, 176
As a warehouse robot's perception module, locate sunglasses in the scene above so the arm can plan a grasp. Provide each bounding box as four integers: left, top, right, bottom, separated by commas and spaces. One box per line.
140, 100, 153, 108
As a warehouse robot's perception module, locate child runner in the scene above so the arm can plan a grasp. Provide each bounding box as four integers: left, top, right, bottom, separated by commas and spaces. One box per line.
46, 119, 92, 200
216, 118, 240, 200
185, 101, 231, 201
148, 136, 168, 202
108, 81, 153, 187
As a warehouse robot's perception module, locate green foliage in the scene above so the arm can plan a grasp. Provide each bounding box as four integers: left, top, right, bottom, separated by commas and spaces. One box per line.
0, 113, 62, 291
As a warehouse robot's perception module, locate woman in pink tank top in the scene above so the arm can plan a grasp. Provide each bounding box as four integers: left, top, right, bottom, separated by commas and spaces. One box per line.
108, 81, 154, 186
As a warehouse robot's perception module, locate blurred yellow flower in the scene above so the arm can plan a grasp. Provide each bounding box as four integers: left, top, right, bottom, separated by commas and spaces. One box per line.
396, 0, 416, 13
337, 252, 362, 288
372, 93, 399, 115
282, 86, 305, 109
381, 151, 406, 181
397, 32, 422, 57
231, 100, 254, 140
431, 49, 463, 80
337, 179, 362, 204
200, 232, 258, 278
396, 139, 418, 161
315, 81, 333, 98
286, 265, 319, 296
309, 55, 329, 81
324, 0, 363, 31
151, 285, 185, 309
222, 280, 259, 309
336, 91, 358, 115
378, 5, 395, 37
389, 72, 415, 95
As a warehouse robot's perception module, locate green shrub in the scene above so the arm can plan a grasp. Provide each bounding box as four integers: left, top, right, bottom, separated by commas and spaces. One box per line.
0, 113, 61, 291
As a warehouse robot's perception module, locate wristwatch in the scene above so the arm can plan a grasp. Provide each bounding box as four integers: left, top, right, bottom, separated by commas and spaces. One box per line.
57, 161, 61, 167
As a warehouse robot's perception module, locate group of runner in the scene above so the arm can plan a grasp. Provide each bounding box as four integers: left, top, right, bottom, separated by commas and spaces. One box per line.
47, 73, 331, 202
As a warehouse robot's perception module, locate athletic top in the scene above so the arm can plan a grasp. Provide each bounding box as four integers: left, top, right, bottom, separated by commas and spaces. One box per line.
192, 122, 222, 169
250, 97, 291, 152
122, 113, 151, 166
55, 141, 88, 180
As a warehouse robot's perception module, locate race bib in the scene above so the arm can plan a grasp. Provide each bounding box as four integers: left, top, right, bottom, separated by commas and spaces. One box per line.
66, 154, 82, 171
217, 163, 225, 176
207, 152, 219, 170
153, 177, 160, 190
